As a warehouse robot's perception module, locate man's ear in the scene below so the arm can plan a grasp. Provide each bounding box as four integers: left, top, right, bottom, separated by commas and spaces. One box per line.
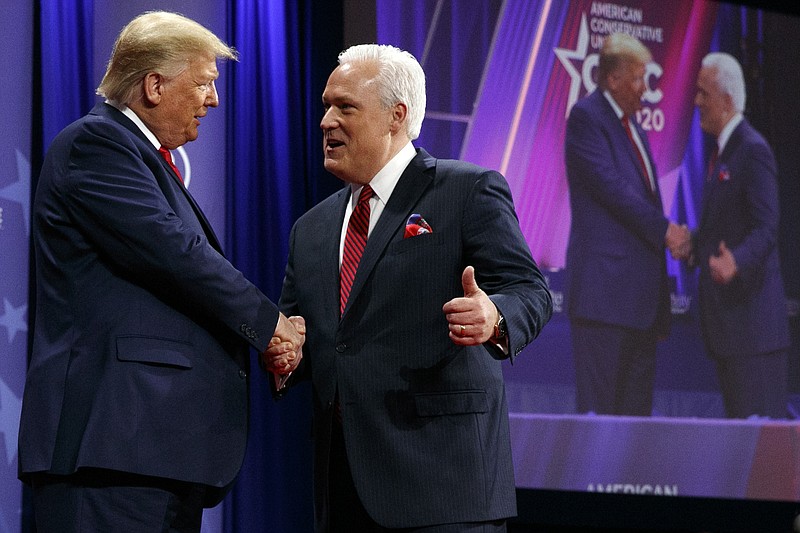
142, 72, 164, 105
605, 71, 620, 93
723, 92, 736, 116
389, 102, 408, 134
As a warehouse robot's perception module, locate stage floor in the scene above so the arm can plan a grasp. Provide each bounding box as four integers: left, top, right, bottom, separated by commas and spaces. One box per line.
509, 411, 800, 502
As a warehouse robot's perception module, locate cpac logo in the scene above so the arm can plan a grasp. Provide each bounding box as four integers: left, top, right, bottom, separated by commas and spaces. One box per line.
555, 14, 664, 131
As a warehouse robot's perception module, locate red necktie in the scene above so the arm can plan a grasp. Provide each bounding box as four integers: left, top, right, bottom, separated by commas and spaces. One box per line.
707, 147, 719, 181
340, 185, 373, 315
621, 116, 655, 195
158, 146, 183, 183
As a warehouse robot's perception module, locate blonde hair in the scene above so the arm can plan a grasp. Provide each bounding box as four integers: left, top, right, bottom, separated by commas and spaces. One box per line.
97, 11, 238, 105
597, 33, 651, 89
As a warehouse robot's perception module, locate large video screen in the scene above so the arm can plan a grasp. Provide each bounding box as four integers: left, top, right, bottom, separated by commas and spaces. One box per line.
376, 0, 800, 524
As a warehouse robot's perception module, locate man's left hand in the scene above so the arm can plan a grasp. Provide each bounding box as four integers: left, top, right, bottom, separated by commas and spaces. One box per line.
709, 241, 738, 285
443, 266, 498, 345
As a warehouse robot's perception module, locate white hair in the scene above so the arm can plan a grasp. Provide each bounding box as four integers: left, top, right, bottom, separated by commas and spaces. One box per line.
338, 44, 426, 140
701, 52, 746, 112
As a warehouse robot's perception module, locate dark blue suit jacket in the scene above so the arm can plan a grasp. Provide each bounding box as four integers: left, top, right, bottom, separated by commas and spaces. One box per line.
279, 148, 552, 529
695, 118, 789, 358
564, 90, 670, 331
19, 103, 279, 505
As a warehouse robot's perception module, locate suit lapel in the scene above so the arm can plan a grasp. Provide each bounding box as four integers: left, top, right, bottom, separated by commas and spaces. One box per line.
634, 121, 663, 202
597, 95, 659, 201
340, 150, 435, 319
701, 122, 743, 228
596, 94, 641, 176
618, 121, 644, 179
176, 181, 224, 253
94, 103, 224, 254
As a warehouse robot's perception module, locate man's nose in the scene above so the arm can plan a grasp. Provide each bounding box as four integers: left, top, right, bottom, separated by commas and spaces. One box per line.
207, 81, 219, 107
320, 107, 337, 130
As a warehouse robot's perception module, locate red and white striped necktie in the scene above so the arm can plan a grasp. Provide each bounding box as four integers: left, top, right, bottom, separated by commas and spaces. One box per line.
340, 185, 373, 315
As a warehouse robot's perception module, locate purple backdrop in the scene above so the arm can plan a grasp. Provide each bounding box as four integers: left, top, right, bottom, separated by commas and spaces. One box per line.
378, 0, 800, 504
0, 3, 32, 532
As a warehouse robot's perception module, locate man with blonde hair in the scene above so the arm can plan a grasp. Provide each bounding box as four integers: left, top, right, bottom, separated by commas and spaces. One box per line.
19, 11, 303, 532
564, 33, 689, 416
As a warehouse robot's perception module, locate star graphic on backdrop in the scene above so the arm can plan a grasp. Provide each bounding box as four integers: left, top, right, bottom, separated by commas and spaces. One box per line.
554, 13, 591, 117
0, 377, 21, 465
0, 298, 27, 344
0, 149, 31, 236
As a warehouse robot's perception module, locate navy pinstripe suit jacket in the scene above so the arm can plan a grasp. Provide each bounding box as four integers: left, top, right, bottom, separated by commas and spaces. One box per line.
279, 148, 553, 529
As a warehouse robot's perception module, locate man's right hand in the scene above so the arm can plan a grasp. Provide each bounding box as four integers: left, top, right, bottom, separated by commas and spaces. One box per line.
665, 222, 692, 260
263, 314, 306, 374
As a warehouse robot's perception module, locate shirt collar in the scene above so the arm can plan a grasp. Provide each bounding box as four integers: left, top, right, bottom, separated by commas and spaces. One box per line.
717, 113, 743, 155
349, 141, 416, 207
106, 100, 161, 150
603, 90, 625, 120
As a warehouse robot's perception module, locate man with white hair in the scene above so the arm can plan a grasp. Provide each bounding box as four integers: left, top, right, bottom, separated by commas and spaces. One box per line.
692, 52, 790, 418
270, 43, 553, 531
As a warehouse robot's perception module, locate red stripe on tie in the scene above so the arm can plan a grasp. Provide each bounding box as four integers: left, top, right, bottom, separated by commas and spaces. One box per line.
621, 116, 655, 195
340, 185, 373, 315
158, 146, 184, 184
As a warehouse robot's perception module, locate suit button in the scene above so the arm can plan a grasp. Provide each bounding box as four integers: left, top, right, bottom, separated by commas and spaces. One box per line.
239, 369, 247, 379
335, 343, 347, 353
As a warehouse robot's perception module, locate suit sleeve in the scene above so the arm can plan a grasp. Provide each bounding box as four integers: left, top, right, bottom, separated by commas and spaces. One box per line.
58, 119, 279, 352
461, 169, 553, 359
730, 140, 781, 276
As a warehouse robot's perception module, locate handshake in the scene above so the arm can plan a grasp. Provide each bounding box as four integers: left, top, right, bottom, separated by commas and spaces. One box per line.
665, 222, 692, 261
665, 222, 738, 285
262, 313, 306, 376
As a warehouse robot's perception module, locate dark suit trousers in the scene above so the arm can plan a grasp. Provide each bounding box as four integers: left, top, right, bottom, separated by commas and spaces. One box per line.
571, 318, 658, 416
714, 349, 788, 419
328, 418, 506, 533
31, 469, 206, 533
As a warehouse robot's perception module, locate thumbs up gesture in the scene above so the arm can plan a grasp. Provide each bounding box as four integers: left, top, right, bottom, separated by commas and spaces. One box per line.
442, 266, 499, 345
709, 240, 738, 285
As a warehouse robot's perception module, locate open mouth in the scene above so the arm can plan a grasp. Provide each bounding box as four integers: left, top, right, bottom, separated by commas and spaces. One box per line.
326, 139, 344, 150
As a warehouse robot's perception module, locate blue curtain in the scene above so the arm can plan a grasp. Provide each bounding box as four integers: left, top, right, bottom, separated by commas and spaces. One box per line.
223, 1, 342, 532
39, 0, 95, 150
